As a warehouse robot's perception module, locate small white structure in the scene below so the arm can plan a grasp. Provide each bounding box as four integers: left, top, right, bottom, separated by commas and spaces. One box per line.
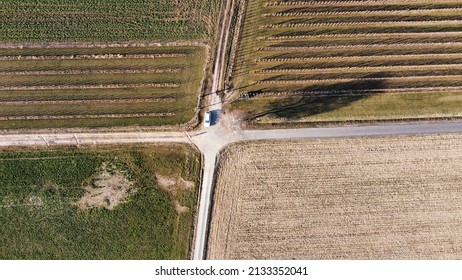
204, 111, 212, 127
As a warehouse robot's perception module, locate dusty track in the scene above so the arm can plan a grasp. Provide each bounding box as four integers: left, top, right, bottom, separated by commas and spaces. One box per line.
191, 0, 234, 260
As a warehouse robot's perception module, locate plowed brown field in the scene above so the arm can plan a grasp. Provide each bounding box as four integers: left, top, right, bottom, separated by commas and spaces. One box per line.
208, 134, 462, 259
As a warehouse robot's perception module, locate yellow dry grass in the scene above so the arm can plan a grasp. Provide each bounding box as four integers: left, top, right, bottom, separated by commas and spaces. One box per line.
208, 134, 462, 259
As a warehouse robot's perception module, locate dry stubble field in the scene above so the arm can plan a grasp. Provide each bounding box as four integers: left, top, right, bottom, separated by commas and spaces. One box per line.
208, 134, 462, 259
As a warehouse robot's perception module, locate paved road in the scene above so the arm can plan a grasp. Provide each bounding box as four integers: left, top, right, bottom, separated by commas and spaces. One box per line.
239, 121, 462, 141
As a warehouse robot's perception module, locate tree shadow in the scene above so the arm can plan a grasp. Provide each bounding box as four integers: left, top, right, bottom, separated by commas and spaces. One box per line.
244, 73, 388, 122
209, 109, 222, 126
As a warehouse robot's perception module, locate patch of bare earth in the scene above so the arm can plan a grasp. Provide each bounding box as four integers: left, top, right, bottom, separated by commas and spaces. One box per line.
208, 134, 462, 259
26, 195, 43, 207
76, 163, 135, 210
156, 174, 194, 213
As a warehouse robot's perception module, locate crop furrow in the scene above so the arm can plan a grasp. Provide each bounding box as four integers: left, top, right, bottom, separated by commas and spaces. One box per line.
264, 8, 462, 17
241, 86, 462, 98
264, 0, 458, 7
0, 113, 175, 121
261, 31, 462, 40
0, 54, 186, 61
257, 42, 462, 51
256, 53, 462, 62
257, 74, 462, 84
0, 83, 179, 91
0, 98, 176, 105
256, 63, 462, 73
0, 69, 181, 76
263, 20, 462, 28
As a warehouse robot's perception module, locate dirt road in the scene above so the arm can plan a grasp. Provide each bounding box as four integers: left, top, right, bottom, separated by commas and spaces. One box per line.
190, 0, 233, 260
0, 132, 189, 147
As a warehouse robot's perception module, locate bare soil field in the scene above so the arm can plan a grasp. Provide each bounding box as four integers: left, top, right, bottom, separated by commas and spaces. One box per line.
208, 134, 462, 259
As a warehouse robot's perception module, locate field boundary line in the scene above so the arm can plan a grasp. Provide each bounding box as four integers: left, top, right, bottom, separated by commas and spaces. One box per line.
0, 54, 185, 61
0, 113, 175, 121
257, 74, 462, 84
241, 86, 462, 98
0, 69, 181, 76
0, 156, 77, 161
260, 31, 462, 41
257, 42, 462, 51
256, 64, 462, 74
263, 20, 462, 28
0, 98, 176, 105
256, 53, 462, 62
1, 16, 190, 24
264, 8, 462, 17
0, 41, 209, 49
264, 0, 458, 7
0, 83, 179, 91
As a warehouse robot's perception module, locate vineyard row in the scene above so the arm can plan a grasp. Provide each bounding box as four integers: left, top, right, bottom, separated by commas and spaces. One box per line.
262, 20, 462, 28
261, 31, 462, 40
0, 83, 179, 91
0, 69, 181, 76
240, 86, 462, 98
263, 8, 462, 17
0, 53, 186, 61
256, 63, 462, 73
255, 53, 462, 62
264, 0, 455, 7
0, 98, 176, 106
257, 42, 462, 51
0, 113, 175, 121
256, 74, 462, 84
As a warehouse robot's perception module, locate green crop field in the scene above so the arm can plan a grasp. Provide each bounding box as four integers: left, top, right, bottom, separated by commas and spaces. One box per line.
0, 144, 201, 259
0, 45, 207, 129
1, 0, 224, 42
227, 0, 462, 127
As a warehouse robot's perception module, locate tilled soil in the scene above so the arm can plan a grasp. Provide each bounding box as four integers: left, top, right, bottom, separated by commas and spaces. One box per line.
207, 134, 462, 259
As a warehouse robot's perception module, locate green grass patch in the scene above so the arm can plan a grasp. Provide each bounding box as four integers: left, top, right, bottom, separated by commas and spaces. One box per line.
0, 0, 224, 43
231, 92, 462, 125
0, 144, 201, 259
